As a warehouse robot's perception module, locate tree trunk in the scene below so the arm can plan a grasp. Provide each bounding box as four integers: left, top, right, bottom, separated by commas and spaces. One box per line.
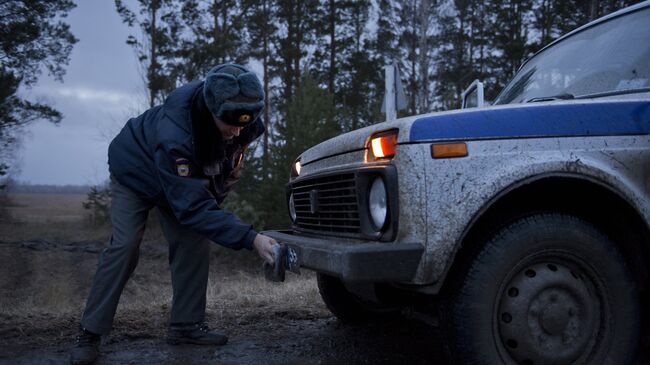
284, 1, 295, 102
294, 4, 302, 93
213, 0, 221, 64
417, 0, 430, 112
589, 0, 598, 20
222, 1, 229, 63
409, 0, 417, 114
149, 0, 158, 108
262, 0, 270, 178
328, 0, 336, 94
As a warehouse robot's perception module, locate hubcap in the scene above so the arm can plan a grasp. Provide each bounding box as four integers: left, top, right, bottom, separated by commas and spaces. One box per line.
497, 261, 601, 364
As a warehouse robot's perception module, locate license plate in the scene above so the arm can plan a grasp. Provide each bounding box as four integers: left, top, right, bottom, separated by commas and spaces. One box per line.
285, 245, 300, 274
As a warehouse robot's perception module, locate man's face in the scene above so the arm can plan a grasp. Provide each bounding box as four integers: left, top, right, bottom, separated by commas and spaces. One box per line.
214, 116, 244, 140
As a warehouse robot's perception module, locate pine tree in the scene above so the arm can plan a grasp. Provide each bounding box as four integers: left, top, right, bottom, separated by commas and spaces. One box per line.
246, 0, 278, 178
0, 0, 77, 186
221, 0, 279, 230
532, 0, 560, 51
273, 0, 320, 106
370, 0, 413, 117
173, 0, 252, 84
434, 0, 475, 109
229, 0, 324, 230
488, 0, 534, 91
373, 0, 401, 64
83, 184, 112, 226
340, 0, 384, 130
552, 0, 641, 36
398, 0, 420, 114
393, 0, 439, 114
417, 0, 437, 113
268, 72, 339, 228
467, 0, 492, 93
309, 0, 380, 131
115, 0, 180, 106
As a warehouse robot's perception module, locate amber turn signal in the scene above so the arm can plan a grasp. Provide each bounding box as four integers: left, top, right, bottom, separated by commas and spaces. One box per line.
431, 143, 468, 159
369, 130, 398, 160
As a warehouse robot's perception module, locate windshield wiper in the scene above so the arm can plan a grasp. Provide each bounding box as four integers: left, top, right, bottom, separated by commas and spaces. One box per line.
526, 93, 575, 103
574, 87, 650, 100
526, 87, 650, 103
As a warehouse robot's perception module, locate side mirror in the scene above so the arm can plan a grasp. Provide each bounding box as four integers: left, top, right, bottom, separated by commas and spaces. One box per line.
461, 80, 485, 109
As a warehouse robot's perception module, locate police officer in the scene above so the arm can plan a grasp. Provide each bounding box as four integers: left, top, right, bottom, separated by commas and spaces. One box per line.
70, 64, 278, 365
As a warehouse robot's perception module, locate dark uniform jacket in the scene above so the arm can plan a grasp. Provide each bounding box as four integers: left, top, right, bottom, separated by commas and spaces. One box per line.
108, 81, 263, 250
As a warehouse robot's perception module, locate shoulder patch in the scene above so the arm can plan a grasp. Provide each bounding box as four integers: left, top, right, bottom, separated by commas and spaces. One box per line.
175, 158, 192, 177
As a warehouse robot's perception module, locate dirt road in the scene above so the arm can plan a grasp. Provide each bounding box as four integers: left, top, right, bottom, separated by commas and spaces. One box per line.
0, 237, 447, 365
1, 191, 649, 365
1, 311, 446, 365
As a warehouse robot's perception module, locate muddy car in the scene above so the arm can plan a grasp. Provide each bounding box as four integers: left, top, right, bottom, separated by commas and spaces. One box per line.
266, 2, 650, 364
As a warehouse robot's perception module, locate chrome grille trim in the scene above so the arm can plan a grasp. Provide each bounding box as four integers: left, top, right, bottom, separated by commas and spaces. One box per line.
290, 172, 361, 234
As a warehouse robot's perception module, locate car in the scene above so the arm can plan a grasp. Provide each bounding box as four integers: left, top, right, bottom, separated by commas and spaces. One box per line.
265, 1, 650, 363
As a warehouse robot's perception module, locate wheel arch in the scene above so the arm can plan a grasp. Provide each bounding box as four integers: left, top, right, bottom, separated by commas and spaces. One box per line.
439, 173, 650, 296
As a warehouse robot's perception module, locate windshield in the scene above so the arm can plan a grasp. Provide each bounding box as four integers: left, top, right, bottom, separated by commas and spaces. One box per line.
494, 6, 650, 105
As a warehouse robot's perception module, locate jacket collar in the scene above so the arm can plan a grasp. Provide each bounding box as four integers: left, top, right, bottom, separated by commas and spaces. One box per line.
190, 83, 266, 166
191, 84, 225, 165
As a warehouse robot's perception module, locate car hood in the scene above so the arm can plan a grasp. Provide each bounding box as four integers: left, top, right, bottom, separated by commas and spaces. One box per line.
299, 99, 650, 165
298, 117, 413, 165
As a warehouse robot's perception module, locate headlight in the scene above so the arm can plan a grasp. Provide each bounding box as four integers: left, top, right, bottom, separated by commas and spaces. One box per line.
368, 177, 387, 230
289, 193, 297, 222
292, 159, 301, 177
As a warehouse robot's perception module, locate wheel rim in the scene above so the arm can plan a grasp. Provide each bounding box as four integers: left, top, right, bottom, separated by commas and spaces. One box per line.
496, 256, 603, 364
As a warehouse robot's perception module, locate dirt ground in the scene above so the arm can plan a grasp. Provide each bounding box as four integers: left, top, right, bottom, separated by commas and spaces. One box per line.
0, 238, 447, 365
2, 193, 650, 365
0, 194, 447, 364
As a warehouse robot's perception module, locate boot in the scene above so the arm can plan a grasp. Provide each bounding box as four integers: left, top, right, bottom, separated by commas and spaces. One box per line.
167, 322, 228, 345
70, 328, 100, 365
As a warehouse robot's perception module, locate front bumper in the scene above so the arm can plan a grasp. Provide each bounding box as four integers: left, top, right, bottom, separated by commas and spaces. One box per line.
262, 230, 424, 282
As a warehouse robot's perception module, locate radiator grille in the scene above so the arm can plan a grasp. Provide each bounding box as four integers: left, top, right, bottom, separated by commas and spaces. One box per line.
291, 173, 360, 234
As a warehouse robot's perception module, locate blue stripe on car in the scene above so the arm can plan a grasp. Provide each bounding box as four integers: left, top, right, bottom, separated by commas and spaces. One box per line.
409, 101, 650, 142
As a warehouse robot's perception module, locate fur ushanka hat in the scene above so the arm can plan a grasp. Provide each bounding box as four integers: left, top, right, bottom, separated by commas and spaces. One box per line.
203, 64, 265, 127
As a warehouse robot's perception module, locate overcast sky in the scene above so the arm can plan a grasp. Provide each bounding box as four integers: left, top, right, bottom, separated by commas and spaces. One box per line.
18, 0, 144, 186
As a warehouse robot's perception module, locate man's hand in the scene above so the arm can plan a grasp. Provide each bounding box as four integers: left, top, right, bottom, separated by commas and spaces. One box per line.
253, 234, 277, 264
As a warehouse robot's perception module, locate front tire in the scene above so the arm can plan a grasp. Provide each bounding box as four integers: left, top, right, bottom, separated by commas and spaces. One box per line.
446, 214, 639, 364
317, 273, 399, 323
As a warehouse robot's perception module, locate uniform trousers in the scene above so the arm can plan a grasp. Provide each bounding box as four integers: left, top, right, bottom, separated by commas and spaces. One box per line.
80, 177, 210, 335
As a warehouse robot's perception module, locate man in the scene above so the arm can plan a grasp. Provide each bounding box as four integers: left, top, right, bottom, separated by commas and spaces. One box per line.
70, 64, 278, 365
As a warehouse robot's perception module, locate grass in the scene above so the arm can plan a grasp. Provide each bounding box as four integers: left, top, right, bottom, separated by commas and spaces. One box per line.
3, 193, 89, 223
1, 193, 127, 242
0, 192, 325, 336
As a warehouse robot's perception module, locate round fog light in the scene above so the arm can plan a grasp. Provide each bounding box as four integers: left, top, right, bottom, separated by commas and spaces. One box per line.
289, 193, 297, 222
369, 177, 387, 229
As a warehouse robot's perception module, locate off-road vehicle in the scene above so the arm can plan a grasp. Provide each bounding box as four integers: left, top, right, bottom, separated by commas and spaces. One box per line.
266, 2, 650, 363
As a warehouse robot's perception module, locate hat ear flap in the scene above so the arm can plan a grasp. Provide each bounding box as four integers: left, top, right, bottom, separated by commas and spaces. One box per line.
204, 72, 240, 116
238, 72, 264, 100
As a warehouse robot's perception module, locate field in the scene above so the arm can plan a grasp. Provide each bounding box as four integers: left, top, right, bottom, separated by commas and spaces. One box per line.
0, 193, 445, 364
0, 193, 322, 316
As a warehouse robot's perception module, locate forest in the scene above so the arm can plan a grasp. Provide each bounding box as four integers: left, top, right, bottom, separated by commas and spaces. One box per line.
0, 0, 641, 229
